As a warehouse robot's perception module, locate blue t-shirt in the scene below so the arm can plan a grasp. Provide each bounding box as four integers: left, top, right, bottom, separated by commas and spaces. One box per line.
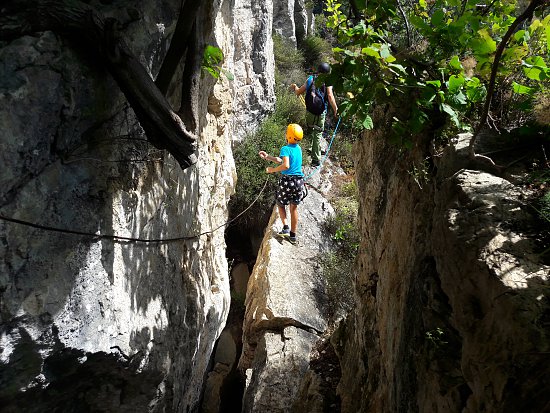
279, 144, 303, 176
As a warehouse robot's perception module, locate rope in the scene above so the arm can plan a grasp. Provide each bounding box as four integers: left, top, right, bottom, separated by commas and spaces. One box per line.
0, 178, 270, 244
304, 116, 341, 181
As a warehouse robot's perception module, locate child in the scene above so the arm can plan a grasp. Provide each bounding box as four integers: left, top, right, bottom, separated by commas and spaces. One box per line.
258, 123, 304, 245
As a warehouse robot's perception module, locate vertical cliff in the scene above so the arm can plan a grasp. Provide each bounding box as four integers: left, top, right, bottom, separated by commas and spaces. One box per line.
273, 0, 312, 45
0, 1, 274, 411
336, 107, 550, 412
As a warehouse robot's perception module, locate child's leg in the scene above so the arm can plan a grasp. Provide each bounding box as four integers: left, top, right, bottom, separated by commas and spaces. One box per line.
278, 204, 288, 227
289, 203, 298, 234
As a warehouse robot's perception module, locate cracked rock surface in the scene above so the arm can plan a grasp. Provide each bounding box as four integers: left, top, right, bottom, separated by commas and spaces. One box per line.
238, 162, 344, 412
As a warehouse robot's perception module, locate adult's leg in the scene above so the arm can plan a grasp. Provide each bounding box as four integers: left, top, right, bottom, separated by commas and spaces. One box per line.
308, 112, 326, 163
289, 203, 298, 234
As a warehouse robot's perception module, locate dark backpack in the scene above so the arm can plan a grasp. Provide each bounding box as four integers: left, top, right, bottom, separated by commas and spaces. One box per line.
305, 76, 327, 116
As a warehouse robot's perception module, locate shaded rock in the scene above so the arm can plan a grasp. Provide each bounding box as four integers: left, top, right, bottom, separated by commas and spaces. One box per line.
336, 113, 550, 413
0, 0, 275, 411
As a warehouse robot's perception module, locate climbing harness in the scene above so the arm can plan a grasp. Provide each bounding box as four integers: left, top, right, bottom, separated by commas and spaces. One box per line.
0, 178, 270, 244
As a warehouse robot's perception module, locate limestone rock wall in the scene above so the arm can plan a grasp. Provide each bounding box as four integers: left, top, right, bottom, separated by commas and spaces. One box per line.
336, 109, 550, 412
0, 1, 274, 412
273, 0, 311, 45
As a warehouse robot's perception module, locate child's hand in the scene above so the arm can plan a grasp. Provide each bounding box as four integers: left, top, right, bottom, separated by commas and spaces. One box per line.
258, 150, 268, 160
265, 167, 271, 173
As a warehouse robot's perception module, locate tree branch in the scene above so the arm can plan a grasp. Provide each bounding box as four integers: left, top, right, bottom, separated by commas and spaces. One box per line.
155, 0, 202, 96
0, 0, 198, 169
468, 0, 543, 162
178, 19, 201, 133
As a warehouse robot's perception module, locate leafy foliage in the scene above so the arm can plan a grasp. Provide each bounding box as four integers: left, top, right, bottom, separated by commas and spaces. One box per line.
324, 0, 550, 142
202, 45, 234, 80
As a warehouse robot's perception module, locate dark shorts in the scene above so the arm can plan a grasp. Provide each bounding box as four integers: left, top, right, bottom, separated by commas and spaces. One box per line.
276, 175, 305, 206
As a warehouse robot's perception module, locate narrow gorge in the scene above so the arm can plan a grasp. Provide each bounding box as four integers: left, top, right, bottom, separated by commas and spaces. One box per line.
1, 1, 549, 413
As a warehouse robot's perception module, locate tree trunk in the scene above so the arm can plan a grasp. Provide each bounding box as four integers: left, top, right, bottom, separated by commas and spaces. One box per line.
0, 0, 198, 169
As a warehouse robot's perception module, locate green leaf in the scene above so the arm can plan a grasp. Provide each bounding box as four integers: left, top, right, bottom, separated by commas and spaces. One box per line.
361, 47, 380, 58
448, 91, 468, 106
380, 45, 391, 59
204, 45, 223, 64
471, 29, 497, 55
525, 56, 547, 68
448, 74, 465, 92
202, 45, 225, 79
512, 82, 535, 95
344, 49, 359, 57
440, 103, 460, 127
513, 30, 527, 43
502, 45, 528, 62
409, 14, 432, 33
410, 107, 428, 133
465, 77, 486, 103
449, 55, 462, 71
431, 9, 446, 28
388, 63, 407, 76
522, 57, 547, 81
350, 21, 367, 36
426, 80, 441, 89
203, 66, 220, 79
362, 114, 374, 129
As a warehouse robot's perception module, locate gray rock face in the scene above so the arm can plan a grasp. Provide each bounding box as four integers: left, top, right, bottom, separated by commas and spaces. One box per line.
224, 0, 276, 141
273, 0, 311, 45
0, 1, 274, 411
336, 123, 550, 412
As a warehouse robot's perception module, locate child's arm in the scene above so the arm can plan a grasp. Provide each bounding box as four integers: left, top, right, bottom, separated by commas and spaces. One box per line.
266, 156, 289, 174
259, 151, 282, 164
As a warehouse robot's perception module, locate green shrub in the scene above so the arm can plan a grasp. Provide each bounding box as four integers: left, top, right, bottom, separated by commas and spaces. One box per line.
271, 88, 306, 126
329, 132, 355, 173
320, 252, 355, 321
273, 34, 304, 77
321, 178, 360, 321
299, 35, 332, 71
230, 120, 282, 228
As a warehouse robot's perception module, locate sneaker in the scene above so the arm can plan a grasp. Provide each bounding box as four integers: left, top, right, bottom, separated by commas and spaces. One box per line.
311, 160, 320, 167
288, 235, 297, 245
278, 228, 290, 238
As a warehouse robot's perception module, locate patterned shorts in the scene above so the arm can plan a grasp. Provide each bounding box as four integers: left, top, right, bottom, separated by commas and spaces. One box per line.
276, 175, 305, 206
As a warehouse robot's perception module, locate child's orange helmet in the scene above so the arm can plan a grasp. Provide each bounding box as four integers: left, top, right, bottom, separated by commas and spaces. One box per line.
286, 123, 303, 144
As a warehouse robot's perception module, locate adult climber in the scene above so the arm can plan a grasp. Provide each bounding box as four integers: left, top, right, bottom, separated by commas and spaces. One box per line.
290, 62, 338, 167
